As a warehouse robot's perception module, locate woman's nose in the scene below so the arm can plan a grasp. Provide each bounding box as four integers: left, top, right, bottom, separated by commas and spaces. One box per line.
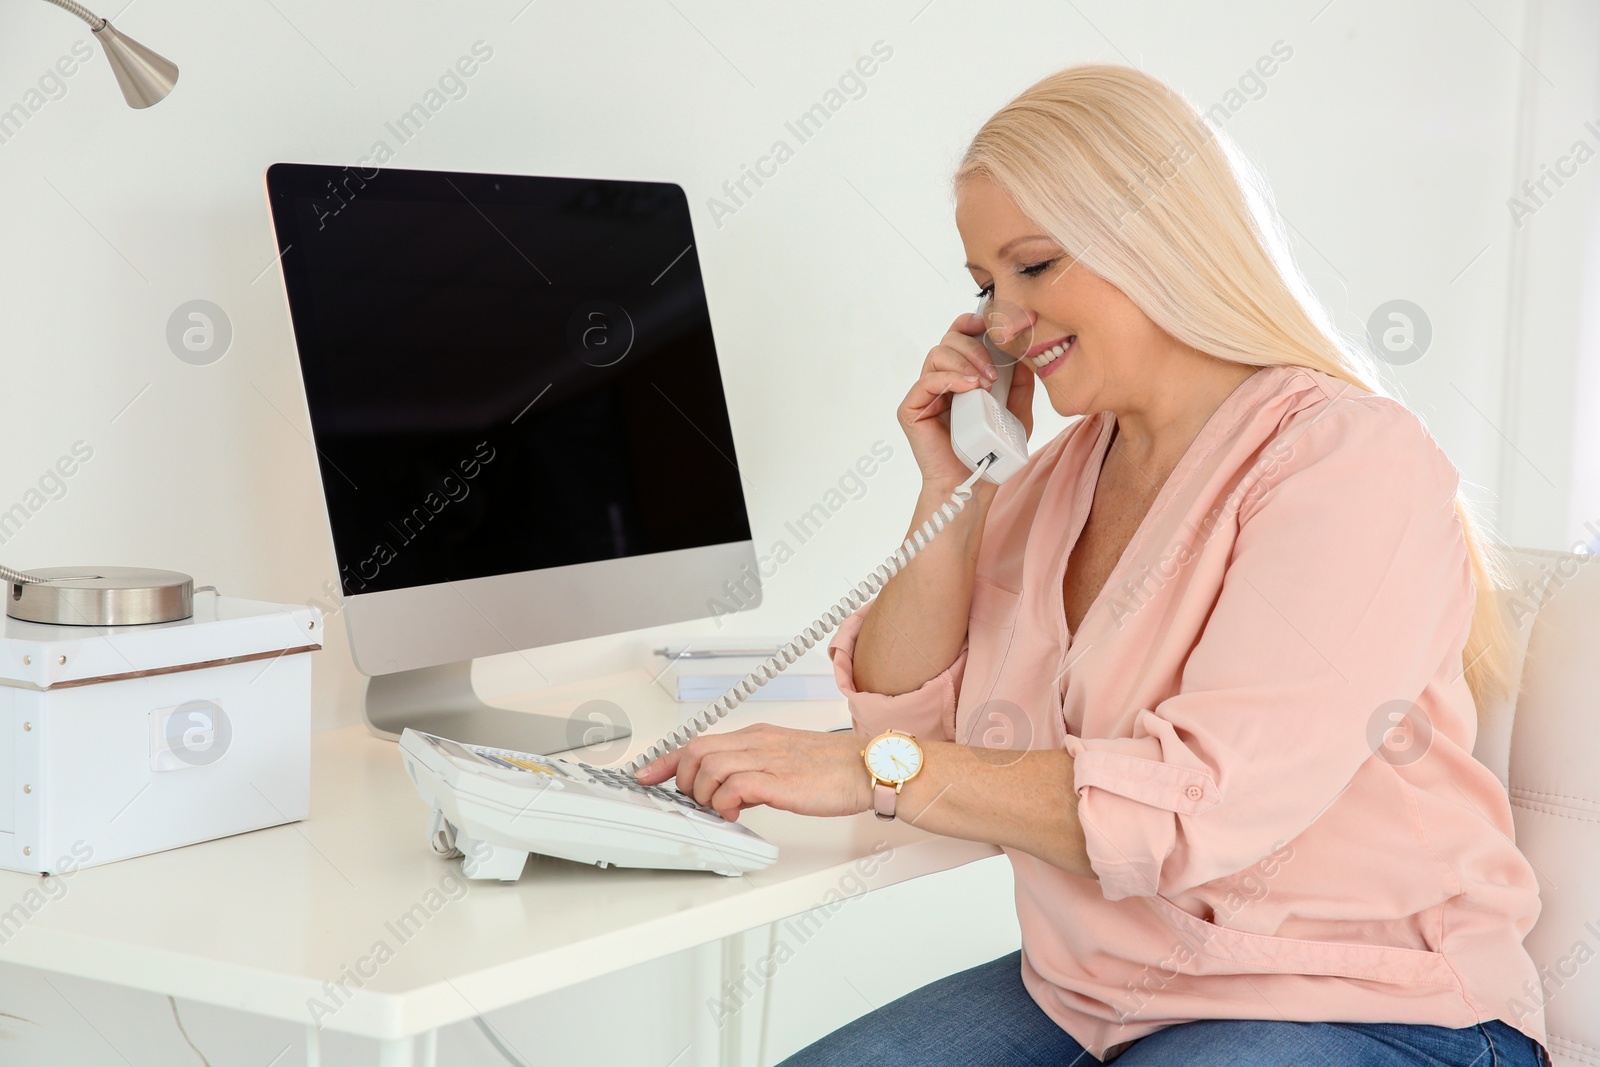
985, 302, 1034, 349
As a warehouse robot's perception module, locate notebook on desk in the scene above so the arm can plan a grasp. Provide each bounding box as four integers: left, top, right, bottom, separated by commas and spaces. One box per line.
649, 639, 841, 702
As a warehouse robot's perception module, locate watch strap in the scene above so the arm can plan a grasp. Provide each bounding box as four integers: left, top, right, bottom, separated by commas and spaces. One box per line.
873, 781, 897, 821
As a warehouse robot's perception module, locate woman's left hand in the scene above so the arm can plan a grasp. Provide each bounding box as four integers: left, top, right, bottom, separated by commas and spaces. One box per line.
633, 724, 872, 822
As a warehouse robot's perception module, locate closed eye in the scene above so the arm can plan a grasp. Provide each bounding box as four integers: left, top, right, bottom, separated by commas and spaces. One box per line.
973, 260, 1058, 299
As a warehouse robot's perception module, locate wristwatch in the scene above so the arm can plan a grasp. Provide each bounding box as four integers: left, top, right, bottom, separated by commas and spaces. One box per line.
861, 729, 925, 821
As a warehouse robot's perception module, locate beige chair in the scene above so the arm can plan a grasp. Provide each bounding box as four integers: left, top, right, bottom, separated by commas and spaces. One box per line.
1472, 548, 1600, 1067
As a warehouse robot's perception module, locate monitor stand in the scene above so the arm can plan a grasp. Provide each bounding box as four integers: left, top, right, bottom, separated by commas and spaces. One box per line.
362, 660, 630, 755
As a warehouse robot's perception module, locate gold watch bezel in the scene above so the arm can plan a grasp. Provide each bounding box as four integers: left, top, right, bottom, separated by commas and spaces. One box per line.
860, 728, 924, 790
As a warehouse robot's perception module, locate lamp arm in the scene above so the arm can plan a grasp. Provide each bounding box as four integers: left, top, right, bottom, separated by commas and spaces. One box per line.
39, 0, 107, 29
2, 565, 51, 586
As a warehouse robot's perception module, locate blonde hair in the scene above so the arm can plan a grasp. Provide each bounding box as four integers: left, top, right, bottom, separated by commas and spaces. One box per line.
954, 63, 1513, 713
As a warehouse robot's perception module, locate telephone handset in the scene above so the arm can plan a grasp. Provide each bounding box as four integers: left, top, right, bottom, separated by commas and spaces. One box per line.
949, 295, 1030, 483
620, 296, 1031, 776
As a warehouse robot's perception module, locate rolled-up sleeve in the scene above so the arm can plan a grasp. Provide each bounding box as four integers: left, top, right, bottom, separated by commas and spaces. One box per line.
1066, 399, 1474, 901
827, 601, 965, 742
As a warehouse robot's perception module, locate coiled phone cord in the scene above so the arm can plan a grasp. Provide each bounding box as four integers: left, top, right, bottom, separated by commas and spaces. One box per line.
623, 455, 995, 775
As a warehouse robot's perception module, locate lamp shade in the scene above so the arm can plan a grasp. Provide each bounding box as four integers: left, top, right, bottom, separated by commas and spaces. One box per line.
95, 19, 178, 108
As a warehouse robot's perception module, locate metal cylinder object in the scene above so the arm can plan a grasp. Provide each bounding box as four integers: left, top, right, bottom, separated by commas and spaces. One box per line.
6, 566, 194, 626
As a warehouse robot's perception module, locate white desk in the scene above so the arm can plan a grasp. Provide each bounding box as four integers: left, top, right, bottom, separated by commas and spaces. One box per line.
0, 669, 998, 1065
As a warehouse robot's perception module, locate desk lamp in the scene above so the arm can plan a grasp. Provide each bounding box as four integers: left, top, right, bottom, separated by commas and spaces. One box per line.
38, 0, 178, 108
6, 8, 179, 620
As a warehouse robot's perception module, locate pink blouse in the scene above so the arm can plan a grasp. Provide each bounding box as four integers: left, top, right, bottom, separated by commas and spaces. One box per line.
828, 364, 1546, 1060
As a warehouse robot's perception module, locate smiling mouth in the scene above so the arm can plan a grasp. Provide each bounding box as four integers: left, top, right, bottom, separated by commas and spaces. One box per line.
1028, 336, 1075, 371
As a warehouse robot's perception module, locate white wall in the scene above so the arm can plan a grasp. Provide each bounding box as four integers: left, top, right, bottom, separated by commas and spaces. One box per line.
1, 0, 1594, 1063
1496, 0, 1600, 550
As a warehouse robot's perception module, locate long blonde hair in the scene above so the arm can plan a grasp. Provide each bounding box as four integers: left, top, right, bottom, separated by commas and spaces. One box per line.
954, 63, 1513, 713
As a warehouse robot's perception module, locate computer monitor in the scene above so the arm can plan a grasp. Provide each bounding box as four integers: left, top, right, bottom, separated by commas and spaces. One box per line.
263, 163, 761, 753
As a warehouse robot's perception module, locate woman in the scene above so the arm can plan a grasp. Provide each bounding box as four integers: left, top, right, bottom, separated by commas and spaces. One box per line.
635, 63, 1549, 1066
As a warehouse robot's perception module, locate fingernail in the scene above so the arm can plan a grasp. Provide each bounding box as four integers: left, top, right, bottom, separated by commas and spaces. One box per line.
983, 365, 998, 380
963, 375, 979, 382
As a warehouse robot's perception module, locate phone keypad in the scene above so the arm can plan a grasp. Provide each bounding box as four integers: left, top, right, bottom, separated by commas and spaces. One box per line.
464, 739, 725, 819
577, 763, 721, 817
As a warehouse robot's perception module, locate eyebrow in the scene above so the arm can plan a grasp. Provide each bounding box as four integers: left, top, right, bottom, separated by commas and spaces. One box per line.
964, 233, 1055, 271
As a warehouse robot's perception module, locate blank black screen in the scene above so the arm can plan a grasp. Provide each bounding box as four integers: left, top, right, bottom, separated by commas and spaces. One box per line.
266, 164, 751, 597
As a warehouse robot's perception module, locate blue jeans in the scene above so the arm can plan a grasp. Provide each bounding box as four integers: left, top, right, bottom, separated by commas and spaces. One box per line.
776, 951, 1548, 1066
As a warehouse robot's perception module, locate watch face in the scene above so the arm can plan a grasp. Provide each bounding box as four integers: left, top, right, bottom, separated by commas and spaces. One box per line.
866, 734, 922, 783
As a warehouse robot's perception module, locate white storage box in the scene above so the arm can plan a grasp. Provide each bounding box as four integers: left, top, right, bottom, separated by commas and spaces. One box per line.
0, 595, 322, 875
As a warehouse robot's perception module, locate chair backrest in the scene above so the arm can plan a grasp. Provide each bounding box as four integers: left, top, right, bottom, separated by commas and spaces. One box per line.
1473, 548, 1600, 1067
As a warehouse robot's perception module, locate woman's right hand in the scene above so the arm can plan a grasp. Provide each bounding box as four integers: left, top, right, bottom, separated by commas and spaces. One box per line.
897, 310, 1035, 491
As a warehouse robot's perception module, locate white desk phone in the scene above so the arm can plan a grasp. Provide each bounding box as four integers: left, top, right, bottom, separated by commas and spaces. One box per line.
399, 297, 1033, 879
